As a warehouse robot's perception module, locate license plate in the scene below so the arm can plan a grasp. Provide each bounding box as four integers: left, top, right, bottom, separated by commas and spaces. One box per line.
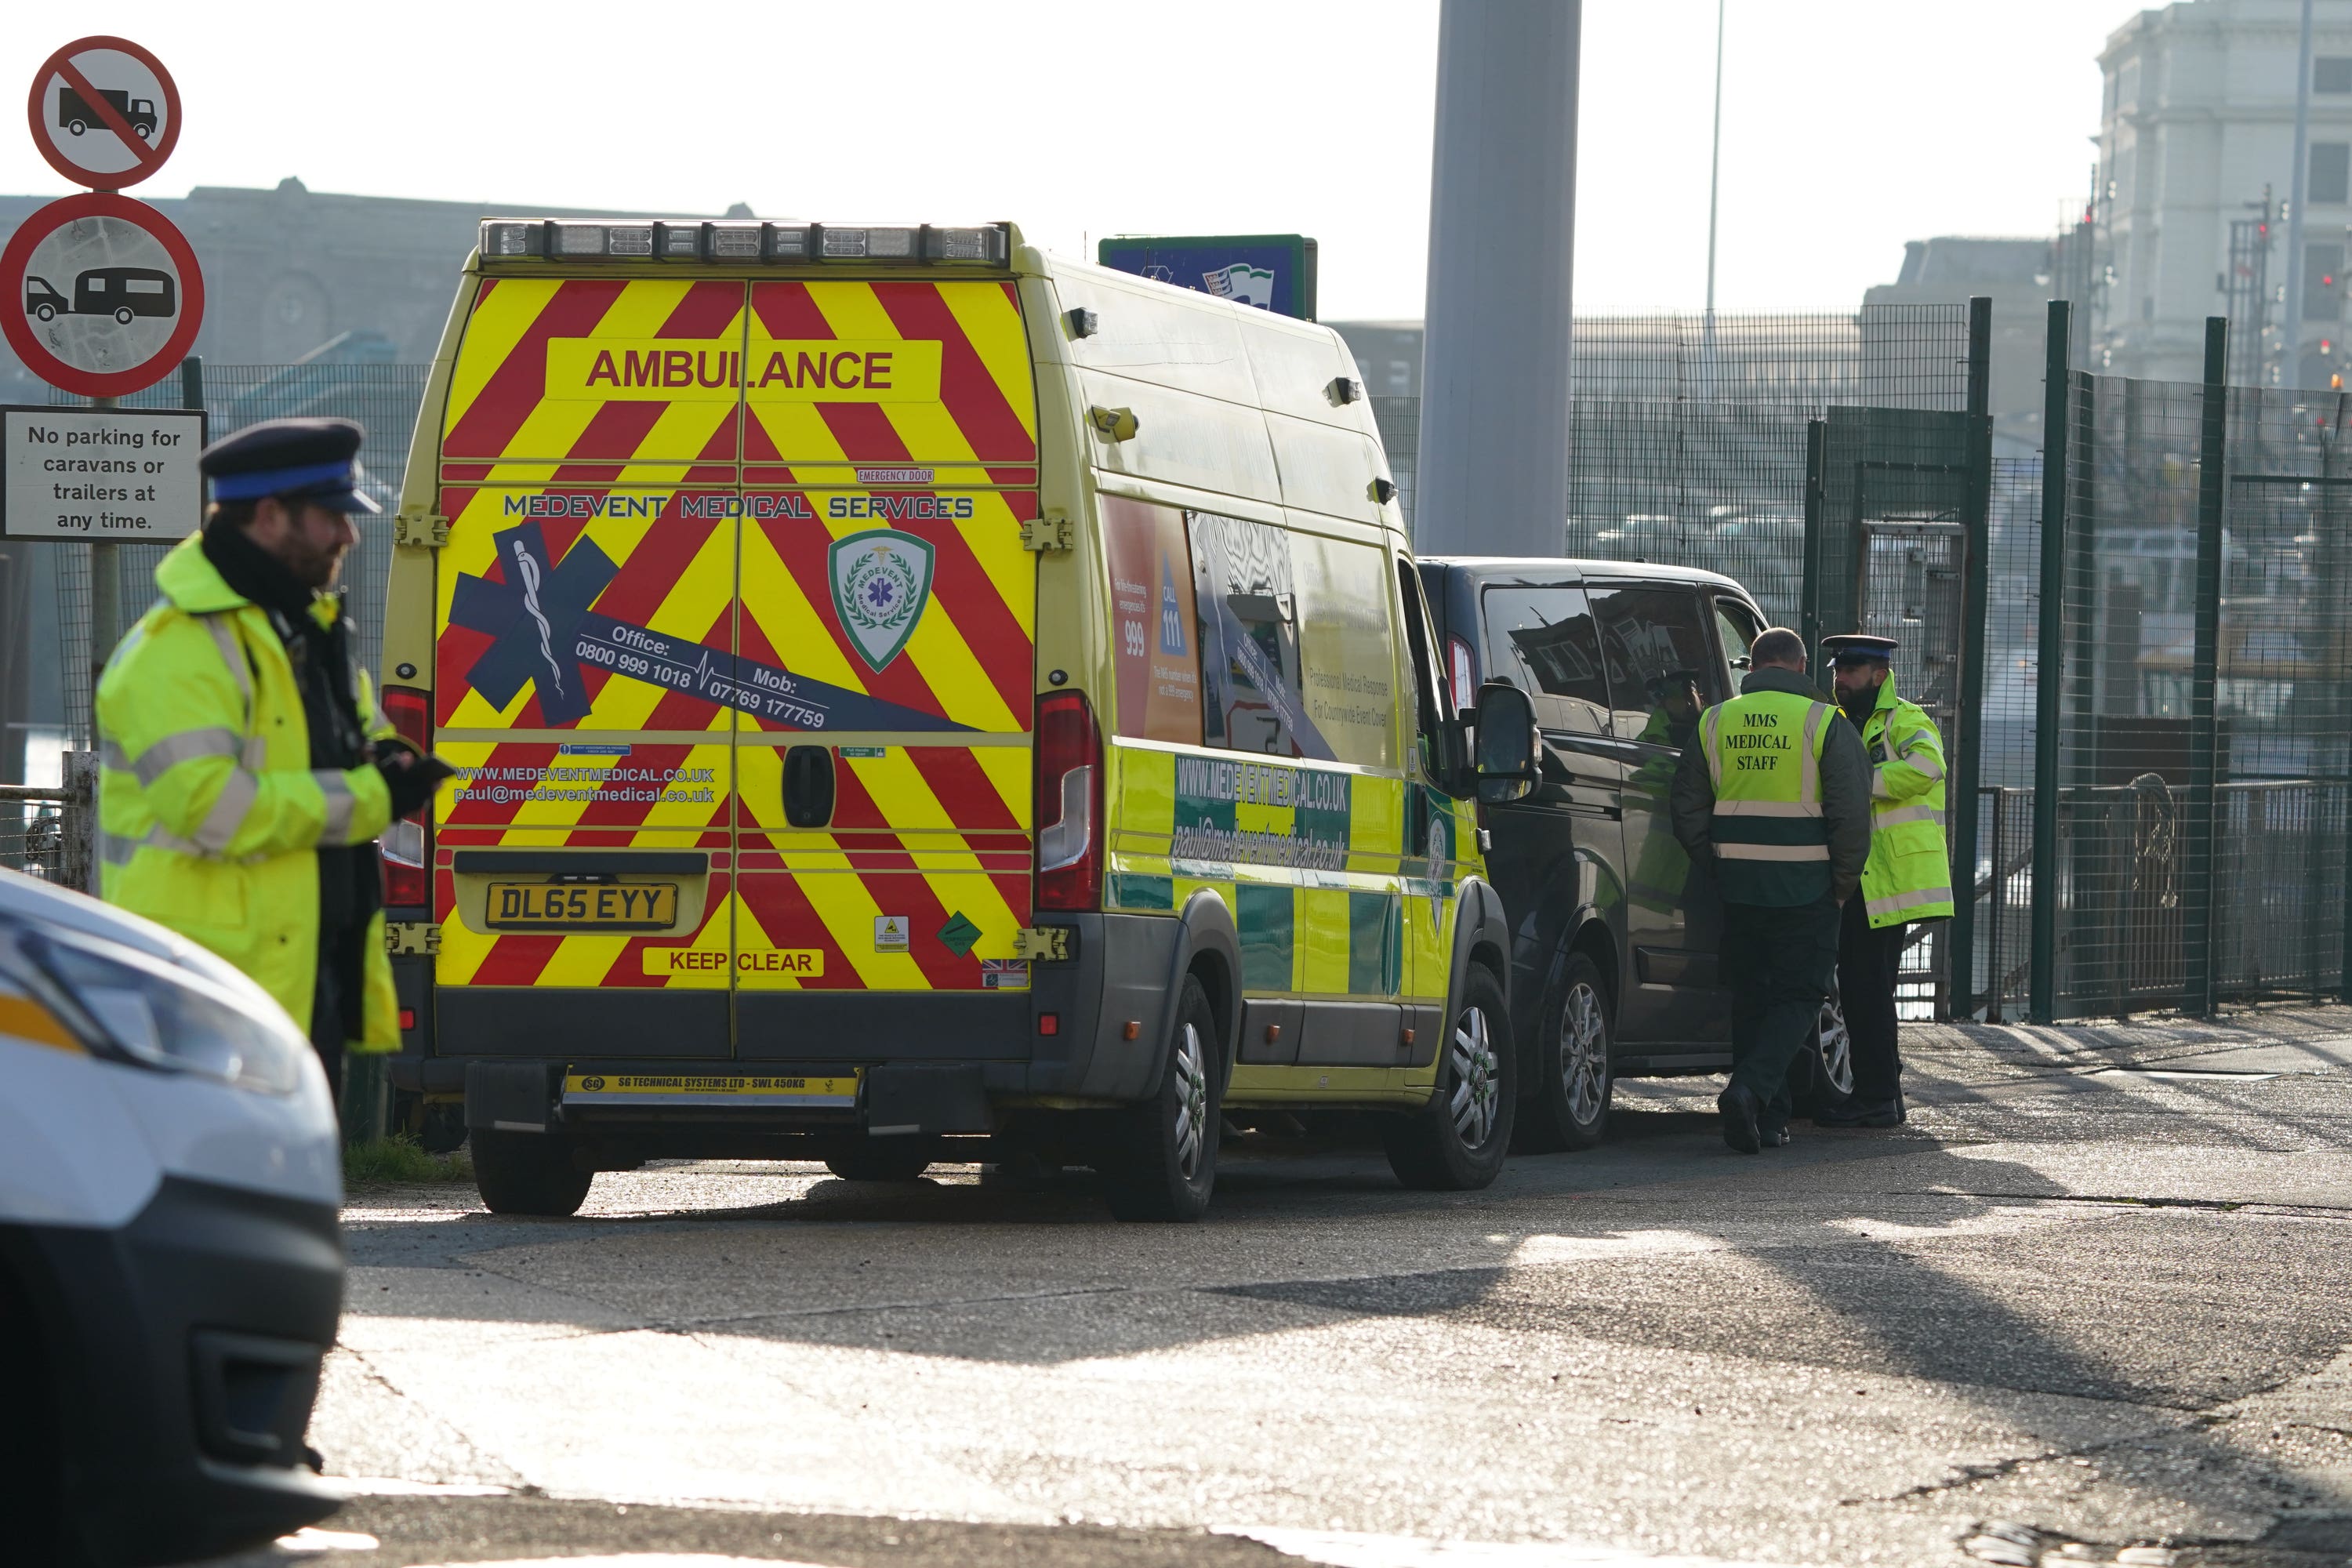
486, 881, 679, 931
561, 1071, 861, 1109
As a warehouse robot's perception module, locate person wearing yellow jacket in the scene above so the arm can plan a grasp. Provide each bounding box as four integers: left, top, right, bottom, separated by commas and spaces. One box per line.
1816, 633, 1953, 1129
96, 418, 452, 1108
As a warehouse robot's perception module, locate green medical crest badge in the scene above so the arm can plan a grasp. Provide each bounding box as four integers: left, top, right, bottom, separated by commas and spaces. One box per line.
828, 529, 935, 673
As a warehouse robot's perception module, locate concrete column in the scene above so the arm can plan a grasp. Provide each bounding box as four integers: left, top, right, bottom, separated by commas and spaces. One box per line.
1414, 0, 1581, 556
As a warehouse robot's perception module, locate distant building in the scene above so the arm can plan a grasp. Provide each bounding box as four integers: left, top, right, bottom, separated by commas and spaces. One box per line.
2093, 0, 2352, 385
1862, 236, 2056, 450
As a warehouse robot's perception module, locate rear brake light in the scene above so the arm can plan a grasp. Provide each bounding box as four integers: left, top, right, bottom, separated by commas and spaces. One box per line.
381, 686, 432, 910
1448, 635, 1479, 717
1035, 691, 1103, 913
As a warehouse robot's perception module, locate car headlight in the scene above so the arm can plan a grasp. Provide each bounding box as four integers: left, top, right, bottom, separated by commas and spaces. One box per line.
0, 917, 311, 1095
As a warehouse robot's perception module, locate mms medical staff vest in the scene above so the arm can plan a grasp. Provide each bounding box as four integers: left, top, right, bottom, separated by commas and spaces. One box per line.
1697, 688, 1835, 907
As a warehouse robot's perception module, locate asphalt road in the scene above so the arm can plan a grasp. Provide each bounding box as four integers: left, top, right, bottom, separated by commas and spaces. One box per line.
194, 1011, 2352, 1568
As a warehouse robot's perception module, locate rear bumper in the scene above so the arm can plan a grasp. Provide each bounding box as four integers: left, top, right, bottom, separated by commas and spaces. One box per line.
429, 909, 1188, 1112
1, 1177, 343, 1567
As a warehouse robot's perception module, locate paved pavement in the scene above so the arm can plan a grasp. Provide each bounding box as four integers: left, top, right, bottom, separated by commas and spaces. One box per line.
194, 1010, 2352, 1568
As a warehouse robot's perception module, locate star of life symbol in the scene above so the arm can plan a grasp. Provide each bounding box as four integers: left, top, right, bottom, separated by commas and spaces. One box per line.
1202, 263, 1276, 309
828, 529, 936, 673
511, 535, 564, 699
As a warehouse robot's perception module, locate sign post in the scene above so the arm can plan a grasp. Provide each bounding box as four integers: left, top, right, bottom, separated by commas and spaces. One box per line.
13, 37, 202, 748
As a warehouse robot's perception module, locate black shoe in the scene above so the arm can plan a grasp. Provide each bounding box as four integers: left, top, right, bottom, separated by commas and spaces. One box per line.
1718, 1083, 1762, 1154
1813, 1094, 1906, 1128
1759, 1123, 1792, 1148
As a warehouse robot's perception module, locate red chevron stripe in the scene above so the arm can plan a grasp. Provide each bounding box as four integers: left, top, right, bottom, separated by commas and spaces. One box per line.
471, 934, 561, 986
918, 505, 1033, 719
732, 872, 860, 990
814, 402, 908, 463
869, 281, 1036, 461
822, 766, 982, 989
747, 281, 833, 340
445, 278, 627, 459
906, 746, 1022, 833
597, 871, 731, 988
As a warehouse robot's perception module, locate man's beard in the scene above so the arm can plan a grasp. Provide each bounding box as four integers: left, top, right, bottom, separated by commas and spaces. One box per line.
1838, 683, 1876, 724
283, 532, 347, 591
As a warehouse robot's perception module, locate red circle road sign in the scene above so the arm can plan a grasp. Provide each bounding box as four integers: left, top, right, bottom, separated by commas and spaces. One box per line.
2, 193, 205, 397
24, 36, 182, 190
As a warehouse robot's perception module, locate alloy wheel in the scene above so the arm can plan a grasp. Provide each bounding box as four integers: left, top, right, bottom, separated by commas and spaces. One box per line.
1559, 980, 1607, 1124
1817, 994, 1856, 1096
1450, 1005, 1500, 1149
1171, 1022, 1209, 1180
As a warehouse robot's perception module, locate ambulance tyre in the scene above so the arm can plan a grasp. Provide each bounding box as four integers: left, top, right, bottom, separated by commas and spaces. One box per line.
1102, 975, 1221, 1222
471, 1130, 593, 1217
1386, 964, 1515, 1191
824, 1145, 935, 1182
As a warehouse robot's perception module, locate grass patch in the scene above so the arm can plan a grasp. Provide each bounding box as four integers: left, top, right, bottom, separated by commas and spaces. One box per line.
344, 1134, 473, 1185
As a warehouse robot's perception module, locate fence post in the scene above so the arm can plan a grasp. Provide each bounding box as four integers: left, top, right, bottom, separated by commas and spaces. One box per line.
2029, 301, 2071, 1023
2185, 318, 2229, 1017
1949, 296, 1994, 1018
1801, 419, 1826, 660
60, 749, 97, 897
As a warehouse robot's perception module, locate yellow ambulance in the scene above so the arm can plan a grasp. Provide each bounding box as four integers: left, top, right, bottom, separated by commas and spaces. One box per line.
378, 218, 1537, 1220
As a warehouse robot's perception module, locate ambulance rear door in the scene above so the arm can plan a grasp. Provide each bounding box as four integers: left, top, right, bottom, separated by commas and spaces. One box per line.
430, 274, 747, 1055
730, 278, 1040, 1058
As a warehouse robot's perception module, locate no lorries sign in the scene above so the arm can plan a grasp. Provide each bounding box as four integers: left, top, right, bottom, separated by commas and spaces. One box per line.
2, 405, 205, 540
25, 36, 181, 189
1, 192, 205, 397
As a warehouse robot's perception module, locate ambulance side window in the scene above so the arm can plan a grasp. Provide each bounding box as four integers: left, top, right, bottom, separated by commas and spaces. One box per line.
1393, 557, 1450, 783
1187, 510, 1328, 761
1292, 533, 1399, 769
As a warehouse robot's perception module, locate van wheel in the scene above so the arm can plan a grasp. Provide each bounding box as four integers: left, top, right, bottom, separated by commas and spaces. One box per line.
67, 118, 87, 136
1789, 983, 1857, 1116
1387, 965, 1515, 1190
112, 307, 133, 325
1102, 975, 1221, 1222
33, 304, 55, 323
824, 1143, 935, 1182
471, 1131, 592, 1217
1517, 954, 1613, 1152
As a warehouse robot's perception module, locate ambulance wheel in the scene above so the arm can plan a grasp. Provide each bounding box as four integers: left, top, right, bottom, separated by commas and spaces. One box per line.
1516, 953, 1613, 1153
1387, 964, 1515, 1191
1102, 975, 1221, 1222
470, 1130, 592, 1217
824, 1143, 935, 1182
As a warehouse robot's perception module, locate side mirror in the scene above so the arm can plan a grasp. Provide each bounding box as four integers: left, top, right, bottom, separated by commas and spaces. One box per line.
1470, 681, 1538, 804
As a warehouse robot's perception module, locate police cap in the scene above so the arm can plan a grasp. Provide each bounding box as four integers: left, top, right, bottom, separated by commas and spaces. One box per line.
200, 417, 380, 515
1821, 633, 1899, 666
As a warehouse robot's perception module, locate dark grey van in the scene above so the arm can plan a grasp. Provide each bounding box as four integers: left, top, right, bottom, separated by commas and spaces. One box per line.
1417, 558, 1853, 1149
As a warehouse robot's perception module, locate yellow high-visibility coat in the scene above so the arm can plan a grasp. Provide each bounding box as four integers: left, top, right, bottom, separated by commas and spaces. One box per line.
1857, 673, 1954, 928
96, 532, 400, 1050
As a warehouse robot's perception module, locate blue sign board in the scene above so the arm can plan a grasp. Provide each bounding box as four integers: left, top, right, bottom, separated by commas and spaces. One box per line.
1095, 234, 1318, 321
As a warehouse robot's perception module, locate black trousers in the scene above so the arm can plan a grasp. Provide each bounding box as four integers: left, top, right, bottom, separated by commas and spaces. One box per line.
309, 958, 345, 1112
1722, 893, 1842, 1127
1838, 895, 1907, 1103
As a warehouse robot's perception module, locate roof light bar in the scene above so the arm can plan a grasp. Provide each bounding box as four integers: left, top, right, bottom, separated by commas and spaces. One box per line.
477, 220, 1011, 267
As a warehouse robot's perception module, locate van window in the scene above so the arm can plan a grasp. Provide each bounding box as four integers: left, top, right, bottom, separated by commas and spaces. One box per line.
1189, 510, 1331, 760
1482, 585, 1610, 733
1102, 498, 1204, 745
1590, 584, 1721, 750
1292, 533, 1398, 768
1714, 597, 1765, 679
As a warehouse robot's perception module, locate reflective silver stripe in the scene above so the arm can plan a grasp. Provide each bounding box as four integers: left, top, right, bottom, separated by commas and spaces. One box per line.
1899, 746, 1945, 782
243, 735, 270, 768
317, 770, 358, 846
1867, 884, 1955, 919
1713, 798, 1824, 818
1715, 842, 1831, 862
191, 769, 260, 853
1872, 804, 1945, 829
1798, 702, 1827, 808
202, 615, 251, 710
129, 727, 242, 786
99, 739, 132, 774
1700, 706, 1723, 791
1871, 768, 1893, 800
103, 822, 212, 865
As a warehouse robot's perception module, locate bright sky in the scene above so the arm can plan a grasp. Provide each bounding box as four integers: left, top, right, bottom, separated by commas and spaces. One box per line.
1, 1, 2124, 320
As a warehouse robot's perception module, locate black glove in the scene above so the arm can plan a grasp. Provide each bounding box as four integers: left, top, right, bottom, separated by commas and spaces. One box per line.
376, 750, 457, 822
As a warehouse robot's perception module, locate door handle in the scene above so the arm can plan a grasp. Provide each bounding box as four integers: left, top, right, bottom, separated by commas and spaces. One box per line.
782, 745, 836, 829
